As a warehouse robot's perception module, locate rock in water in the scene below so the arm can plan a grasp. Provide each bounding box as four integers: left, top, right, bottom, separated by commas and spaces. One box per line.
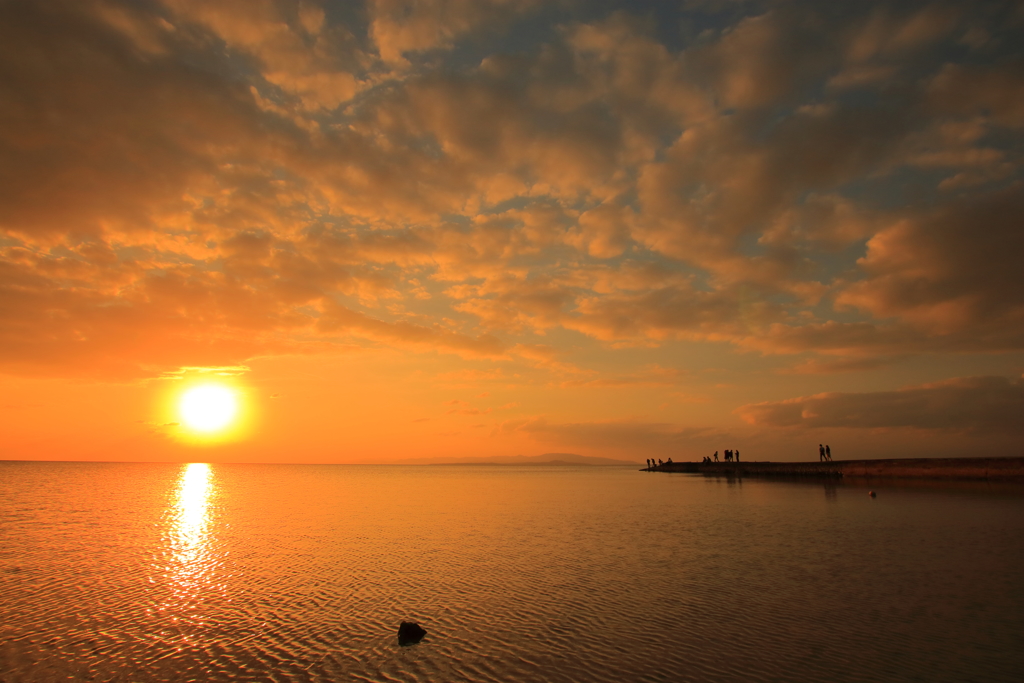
398, 621, 427, 645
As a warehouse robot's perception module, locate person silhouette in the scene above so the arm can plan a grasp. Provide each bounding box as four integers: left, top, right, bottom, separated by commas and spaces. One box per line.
713, 451, 719, 462
735, 450, 740, 462
819, 444, 825, 462
825, 445, 831, 461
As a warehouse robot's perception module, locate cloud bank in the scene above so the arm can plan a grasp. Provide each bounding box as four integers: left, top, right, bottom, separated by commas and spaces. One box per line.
1, 0, 1022, 460
738, 376, 1024, 435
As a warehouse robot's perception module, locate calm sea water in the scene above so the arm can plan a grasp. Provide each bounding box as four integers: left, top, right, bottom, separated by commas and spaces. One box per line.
2, 461, 1023, 682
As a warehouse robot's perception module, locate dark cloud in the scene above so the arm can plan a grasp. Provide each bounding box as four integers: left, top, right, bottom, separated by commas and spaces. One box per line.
737, 375, 1024, 434
368, 0, 544, 63
837, 186, 1024, 338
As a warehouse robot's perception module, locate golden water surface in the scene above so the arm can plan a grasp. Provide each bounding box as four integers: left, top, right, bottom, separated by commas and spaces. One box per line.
2, 461, 1023, 682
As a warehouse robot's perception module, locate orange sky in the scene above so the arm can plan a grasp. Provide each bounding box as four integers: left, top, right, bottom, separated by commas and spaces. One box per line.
2, 0, 1023, 463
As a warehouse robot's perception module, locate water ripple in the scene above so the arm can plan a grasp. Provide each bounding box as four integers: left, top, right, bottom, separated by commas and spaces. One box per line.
2, 462, 1023, 682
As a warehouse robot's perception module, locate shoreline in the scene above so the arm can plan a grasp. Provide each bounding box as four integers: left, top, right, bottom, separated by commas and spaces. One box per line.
643, 456, 1024, 481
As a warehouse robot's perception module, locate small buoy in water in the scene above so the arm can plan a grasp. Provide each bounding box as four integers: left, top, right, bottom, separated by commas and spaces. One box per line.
398, 621, 427, 645
868, 491, 876, 498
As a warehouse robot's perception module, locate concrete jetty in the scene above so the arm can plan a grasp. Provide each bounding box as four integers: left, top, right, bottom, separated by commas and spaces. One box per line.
643, 457, 1024, 481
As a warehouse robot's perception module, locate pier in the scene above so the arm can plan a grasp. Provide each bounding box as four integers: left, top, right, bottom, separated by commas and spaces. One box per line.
643, 457, 1024, 481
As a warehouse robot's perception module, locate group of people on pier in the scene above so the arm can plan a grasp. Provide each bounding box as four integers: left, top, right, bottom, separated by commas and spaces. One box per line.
645, 444, 836, 470
702, 449, 739, 463
646, 458, 673, 469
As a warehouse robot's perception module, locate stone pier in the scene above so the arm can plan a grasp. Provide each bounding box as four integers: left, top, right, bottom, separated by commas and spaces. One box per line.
642, 457, 1024, 481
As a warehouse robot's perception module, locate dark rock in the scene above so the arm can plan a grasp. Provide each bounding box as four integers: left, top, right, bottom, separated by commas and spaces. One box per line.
398, 621, 427, 645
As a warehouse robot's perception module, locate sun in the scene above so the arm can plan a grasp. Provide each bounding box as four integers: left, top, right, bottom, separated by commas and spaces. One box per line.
179, 384, 239, 433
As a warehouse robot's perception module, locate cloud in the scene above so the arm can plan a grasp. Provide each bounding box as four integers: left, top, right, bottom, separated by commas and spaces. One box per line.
632, 101, 911, 288
0, 253, 307, 378
2, 0, 1023, 386
495, 415, 718, 453
565, 202, 634, 258
163, 0, 368, 111
690, 8, 835, 109
368, 0, 542, 63
781, 356, 903, 375
564, 282, 783, 342
928, 59, 1024, 129
836, 187, 1024, 337
558, 364, 688, 388
451, 275, 572, 334
737, 375, 1024, 434
0, 1, 272, 240
318, 299, 505, 357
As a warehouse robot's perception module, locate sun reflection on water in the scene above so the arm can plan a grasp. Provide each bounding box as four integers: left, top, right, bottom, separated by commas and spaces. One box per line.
156, 463, 223, 632
173, 463, 212, 571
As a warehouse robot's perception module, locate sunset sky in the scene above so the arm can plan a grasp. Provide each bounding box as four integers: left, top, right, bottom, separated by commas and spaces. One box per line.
2, 0, 1022, 463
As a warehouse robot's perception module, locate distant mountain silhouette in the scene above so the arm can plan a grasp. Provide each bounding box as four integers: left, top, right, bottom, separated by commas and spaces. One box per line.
396, 452, 639, 466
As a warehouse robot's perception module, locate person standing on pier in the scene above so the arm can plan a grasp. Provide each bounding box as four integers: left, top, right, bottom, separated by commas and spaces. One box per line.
735, 450, 740, 462
819, 444, 826, 461
825, 445, 831, 461
713, 451, 719, 462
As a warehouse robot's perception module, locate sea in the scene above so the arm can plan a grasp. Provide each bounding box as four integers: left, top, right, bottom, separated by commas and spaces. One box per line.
2, 461, 1023, 682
